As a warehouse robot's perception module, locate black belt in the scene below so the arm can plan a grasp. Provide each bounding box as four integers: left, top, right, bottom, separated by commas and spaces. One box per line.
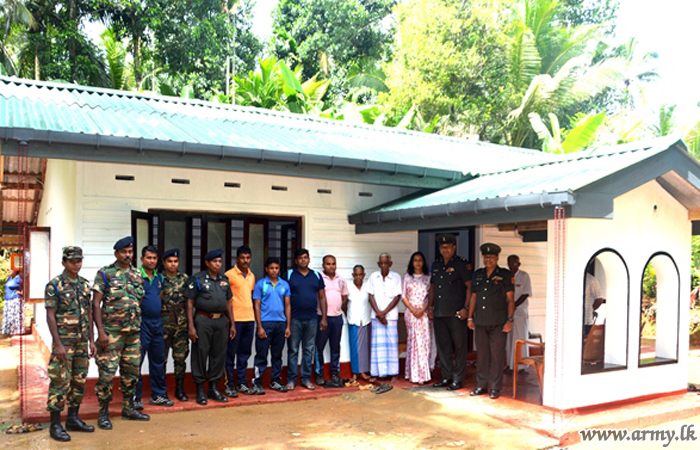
196, 310, 225, 319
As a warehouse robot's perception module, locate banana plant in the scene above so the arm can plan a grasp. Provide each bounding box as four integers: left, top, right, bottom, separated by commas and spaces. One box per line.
529, 111, 605, 153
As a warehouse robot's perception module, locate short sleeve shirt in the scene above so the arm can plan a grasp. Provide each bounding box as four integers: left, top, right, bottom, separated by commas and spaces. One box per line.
347, 282, 371, 326
225, 265, 256, 322
366, 271, 402, 321
184, 271, 233, 313
45, 272, 91, 342
93, 262, 144, 332
319, 272, 348, 317
584, 273, 603, 325
431, 255, 473, 317
253, 277, 290, 322
472, 266, 514, 326
139, 267, 163, 320
513, 270, 532, 317
286, 269, 325, 320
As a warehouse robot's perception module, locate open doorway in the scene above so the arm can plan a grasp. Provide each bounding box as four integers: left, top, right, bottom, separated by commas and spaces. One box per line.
132, 211, 301, 279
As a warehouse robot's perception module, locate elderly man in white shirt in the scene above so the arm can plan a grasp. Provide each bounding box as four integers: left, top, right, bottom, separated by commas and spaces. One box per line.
367, 253, 402, 382
506, 255, 533, 373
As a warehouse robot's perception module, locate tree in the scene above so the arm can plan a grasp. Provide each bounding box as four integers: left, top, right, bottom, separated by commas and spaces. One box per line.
0, 0, 36, 76
272, 0, 394, 97
381, 0, 514, 139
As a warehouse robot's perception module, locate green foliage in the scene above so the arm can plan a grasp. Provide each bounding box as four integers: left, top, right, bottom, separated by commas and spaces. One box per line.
641, 263, 656, 337
272, 0, 394, 98
382, 0, 514, 139
233, 56, 330, 114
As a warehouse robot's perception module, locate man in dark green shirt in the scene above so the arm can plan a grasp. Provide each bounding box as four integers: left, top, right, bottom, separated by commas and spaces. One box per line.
185, 249, 236, 405
468, 243, 514, 399
429, 234, 472, 391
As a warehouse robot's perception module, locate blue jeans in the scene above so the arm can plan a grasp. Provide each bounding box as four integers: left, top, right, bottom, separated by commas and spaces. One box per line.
254, 321, 287, 385
315, 315, 343, 376
287, 318, 317, 385
135, 317, 166, 399
225, 321, 255, 388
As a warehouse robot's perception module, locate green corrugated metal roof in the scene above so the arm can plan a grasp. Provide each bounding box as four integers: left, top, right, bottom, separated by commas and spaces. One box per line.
0, 76, 558, 178
351, 135, 687, 218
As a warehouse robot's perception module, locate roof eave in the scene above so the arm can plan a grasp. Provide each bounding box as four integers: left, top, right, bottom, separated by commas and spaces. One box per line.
348, 191, 576, 225
1, 127, 468, 189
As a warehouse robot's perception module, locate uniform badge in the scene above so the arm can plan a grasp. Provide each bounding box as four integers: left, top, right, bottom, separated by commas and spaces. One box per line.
220, 281, 227, 287
446, 268, 455, 273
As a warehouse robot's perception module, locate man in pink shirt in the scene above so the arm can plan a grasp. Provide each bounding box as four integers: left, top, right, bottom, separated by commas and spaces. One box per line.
315, 255, 348, 387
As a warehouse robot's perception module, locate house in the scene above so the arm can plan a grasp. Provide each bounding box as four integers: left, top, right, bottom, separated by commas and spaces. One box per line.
1, 76, 698, 410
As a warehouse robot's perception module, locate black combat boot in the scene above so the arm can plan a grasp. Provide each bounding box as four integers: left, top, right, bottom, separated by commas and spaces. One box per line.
196, 383, 207, 405
175, 378, 188, 401
208, 381, 228, 403
122, 400, 150, 421
65, 405, 94, 432
49, 410, 71, 441
97, 401, 112, 430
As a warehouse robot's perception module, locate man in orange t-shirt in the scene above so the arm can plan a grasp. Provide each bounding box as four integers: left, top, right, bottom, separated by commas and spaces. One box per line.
224, 246, 256, 397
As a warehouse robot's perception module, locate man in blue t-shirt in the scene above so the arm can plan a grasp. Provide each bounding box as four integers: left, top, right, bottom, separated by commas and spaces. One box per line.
134, 246, 173, 409
252, 257, 291, 394
285, 248, 327, 390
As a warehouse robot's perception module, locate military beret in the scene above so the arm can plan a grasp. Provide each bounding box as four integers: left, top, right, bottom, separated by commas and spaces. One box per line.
480, 243, 501, 255
162, 248, 180, 260
436, 233, 456, 245
204, 248, 223, 261
113, 236, 134, 250
62, 246, 83, 260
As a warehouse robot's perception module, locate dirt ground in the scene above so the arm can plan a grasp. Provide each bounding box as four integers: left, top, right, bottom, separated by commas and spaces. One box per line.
2, 336, 700, 449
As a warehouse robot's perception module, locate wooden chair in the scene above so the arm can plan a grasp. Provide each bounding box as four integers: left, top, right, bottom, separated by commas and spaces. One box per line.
512, 340, 545, 400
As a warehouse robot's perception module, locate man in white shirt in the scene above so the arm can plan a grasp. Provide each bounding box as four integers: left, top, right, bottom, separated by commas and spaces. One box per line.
506, 255, 533, 373
584, 272, 604, 335
367, 253, 402, 382
347, 265, 371, 381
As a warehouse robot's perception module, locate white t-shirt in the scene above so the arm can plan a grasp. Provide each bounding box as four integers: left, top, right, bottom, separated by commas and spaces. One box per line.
347, 282, 371, 326
585, 273, 603, 325
513, 270, 533, 318
366, 271, 402, 321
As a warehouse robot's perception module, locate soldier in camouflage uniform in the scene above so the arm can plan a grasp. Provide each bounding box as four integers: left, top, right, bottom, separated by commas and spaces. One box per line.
160, 248, 191, 401
45, 246, 96, 442
92, 236, 150, 429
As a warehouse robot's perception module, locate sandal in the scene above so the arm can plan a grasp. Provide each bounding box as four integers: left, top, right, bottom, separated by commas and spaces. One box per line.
371, 383, 394, 394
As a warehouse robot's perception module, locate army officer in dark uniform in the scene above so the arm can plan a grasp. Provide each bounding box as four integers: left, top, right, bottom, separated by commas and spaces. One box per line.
185, 249, 236, 405
428, 234, 472, 391
468, 243, 514, 399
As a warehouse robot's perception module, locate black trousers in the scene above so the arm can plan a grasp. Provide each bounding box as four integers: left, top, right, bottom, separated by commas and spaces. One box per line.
474, 324, 507, 391
191, 315, 229, 385
433, 316, 469, 383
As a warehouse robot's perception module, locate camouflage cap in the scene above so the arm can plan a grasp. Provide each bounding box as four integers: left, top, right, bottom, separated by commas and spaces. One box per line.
63, 246, 84, 260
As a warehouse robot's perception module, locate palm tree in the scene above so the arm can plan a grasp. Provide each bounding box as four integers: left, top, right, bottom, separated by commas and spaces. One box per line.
502, 0, 623, 148
0, 0, 36, 75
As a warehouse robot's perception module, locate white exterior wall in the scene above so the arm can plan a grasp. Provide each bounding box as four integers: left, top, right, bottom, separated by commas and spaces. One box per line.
36, 160, 418, 378
476, 227, 548, 339
544, 180, 691, 409
35, 159, 78, 349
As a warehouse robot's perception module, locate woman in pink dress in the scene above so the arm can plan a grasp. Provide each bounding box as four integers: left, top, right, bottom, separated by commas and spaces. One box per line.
402, 252, 432, 384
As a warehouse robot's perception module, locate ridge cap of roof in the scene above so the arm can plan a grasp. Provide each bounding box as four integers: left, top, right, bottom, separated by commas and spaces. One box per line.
0, 76, 551, 154
471, 135, 684, 180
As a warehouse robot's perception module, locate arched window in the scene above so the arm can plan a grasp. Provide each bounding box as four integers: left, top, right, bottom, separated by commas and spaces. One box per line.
639, 252, 680, 366
581, 249, 629, 374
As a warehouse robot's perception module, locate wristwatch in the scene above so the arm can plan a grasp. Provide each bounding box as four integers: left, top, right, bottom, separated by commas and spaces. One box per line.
507, 317, 514, 322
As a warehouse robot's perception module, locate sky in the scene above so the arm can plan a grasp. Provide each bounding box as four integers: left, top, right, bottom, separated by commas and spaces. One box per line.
613, 0, 700, 118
